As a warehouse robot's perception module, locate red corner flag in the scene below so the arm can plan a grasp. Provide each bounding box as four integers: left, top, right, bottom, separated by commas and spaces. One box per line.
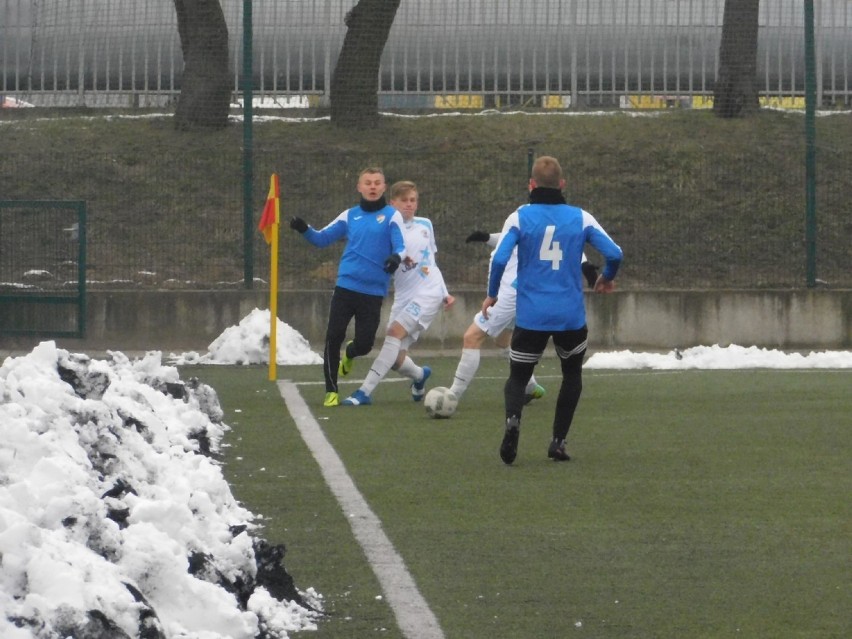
258, 173, 280, 244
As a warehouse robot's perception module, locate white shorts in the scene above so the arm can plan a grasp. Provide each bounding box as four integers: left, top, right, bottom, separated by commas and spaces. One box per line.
388, 291, 443, 350
473, 284, 516, 338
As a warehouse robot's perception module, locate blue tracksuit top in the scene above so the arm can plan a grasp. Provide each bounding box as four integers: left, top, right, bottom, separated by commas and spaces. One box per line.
302, 203, 406, 297
489, 189, 623, 331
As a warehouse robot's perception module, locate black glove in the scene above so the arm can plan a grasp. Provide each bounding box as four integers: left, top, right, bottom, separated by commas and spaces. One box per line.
289, 216, 308, 234
383, 254, 402, 274
582, 261, 599, 288
465, 230, 490, 243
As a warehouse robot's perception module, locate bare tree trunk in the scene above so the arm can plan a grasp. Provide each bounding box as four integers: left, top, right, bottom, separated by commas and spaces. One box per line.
713, 0, 761, 118
330, 0, 401, 127
173, 0, 230, 130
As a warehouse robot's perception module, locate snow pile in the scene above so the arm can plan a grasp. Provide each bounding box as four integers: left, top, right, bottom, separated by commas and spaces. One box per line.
170, 309, 322, 366
586, 344, 852, 369
0, 342, 320, 638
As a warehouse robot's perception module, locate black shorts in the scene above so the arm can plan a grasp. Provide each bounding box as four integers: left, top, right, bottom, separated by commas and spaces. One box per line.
510, 325, 588, 362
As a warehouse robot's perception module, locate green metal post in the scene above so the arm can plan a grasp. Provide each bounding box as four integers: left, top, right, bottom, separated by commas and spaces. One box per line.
804, 0, 817, 287
243, 0, 254, 288
77, 201, 87, 338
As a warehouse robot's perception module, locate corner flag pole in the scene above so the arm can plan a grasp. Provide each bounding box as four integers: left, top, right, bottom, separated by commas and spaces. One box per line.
268, 198, 280, 381
258, 174, 281, 380
268, 178, 280, 381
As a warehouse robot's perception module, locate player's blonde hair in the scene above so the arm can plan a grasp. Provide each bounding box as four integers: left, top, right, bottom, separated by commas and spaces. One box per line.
531, 156, 563, 188
359, 166, 385, 179
390, 180, 418, 200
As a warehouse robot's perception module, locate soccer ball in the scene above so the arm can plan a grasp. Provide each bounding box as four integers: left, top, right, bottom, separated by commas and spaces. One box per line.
424, 386, 458, 419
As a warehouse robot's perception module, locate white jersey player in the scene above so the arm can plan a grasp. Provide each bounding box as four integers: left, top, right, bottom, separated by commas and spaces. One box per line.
342, 181, 455, 406
448, 232, 598, 406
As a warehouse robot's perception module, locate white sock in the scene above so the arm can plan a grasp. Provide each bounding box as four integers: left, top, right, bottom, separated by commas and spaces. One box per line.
450, 348, 480, 399
360, 336, 401, 395
395, 355, 422, 382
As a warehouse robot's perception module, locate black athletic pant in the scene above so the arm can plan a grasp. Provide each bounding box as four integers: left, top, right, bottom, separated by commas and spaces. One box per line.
505, 325, 588, 441
324, 286, 384, 393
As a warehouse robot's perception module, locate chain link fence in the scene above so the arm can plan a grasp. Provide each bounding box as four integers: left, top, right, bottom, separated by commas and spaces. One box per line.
1, 119, 849, 291
1, 1, 849, 292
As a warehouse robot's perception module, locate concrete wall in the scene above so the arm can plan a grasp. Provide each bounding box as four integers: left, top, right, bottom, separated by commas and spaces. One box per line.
2, 289, 850, 355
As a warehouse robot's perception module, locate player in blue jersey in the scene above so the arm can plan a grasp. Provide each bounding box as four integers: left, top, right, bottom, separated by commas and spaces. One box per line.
342, 180, 455, 406
483, 156, 623, 464
449, 231, 599, 408
290, 167, 406, 407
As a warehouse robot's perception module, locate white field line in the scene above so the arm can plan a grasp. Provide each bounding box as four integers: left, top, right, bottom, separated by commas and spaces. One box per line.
276, 380, 445, 639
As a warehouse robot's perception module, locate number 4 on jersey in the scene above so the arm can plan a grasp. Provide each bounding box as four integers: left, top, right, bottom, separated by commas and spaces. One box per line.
539, 224, 563, 269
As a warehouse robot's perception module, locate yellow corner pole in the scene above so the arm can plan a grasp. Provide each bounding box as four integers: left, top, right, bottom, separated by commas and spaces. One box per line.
268, 175, 280, 381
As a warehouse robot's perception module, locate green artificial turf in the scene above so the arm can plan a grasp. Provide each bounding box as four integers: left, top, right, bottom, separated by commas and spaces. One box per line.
183, 359, 851, 639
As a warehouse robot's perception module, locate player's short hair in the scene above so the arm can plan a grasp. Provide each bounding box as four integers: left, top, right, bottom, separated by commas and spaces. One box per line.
531, 156, 563, 188
390, 180, 417, 200
359, 166, 385, 179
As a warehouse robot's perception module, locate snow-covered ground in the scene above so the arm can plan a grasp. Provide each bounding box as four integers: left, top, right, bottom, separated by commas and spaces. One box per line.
2, 308, 849, 638
0, 315, 324, 638
585, 343, 852, 369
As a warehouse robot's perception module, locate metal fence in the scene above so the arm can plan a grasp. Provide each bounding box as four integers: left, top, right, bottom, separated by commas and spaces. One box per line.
0, 200, 87, 337
1, 1, 849, 293
2, 0, 851, 109
1, 128, 849, 292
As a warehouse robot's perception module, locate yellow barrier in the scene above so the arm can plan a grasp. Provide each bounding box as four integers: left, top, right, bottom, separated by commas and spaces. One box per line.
620, 95, 670, 109
542, 95, 572, 109
434, 94, 484, 109
621, 95, 807, 110
760, 96, 806, 109
692, 96, 714, 109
